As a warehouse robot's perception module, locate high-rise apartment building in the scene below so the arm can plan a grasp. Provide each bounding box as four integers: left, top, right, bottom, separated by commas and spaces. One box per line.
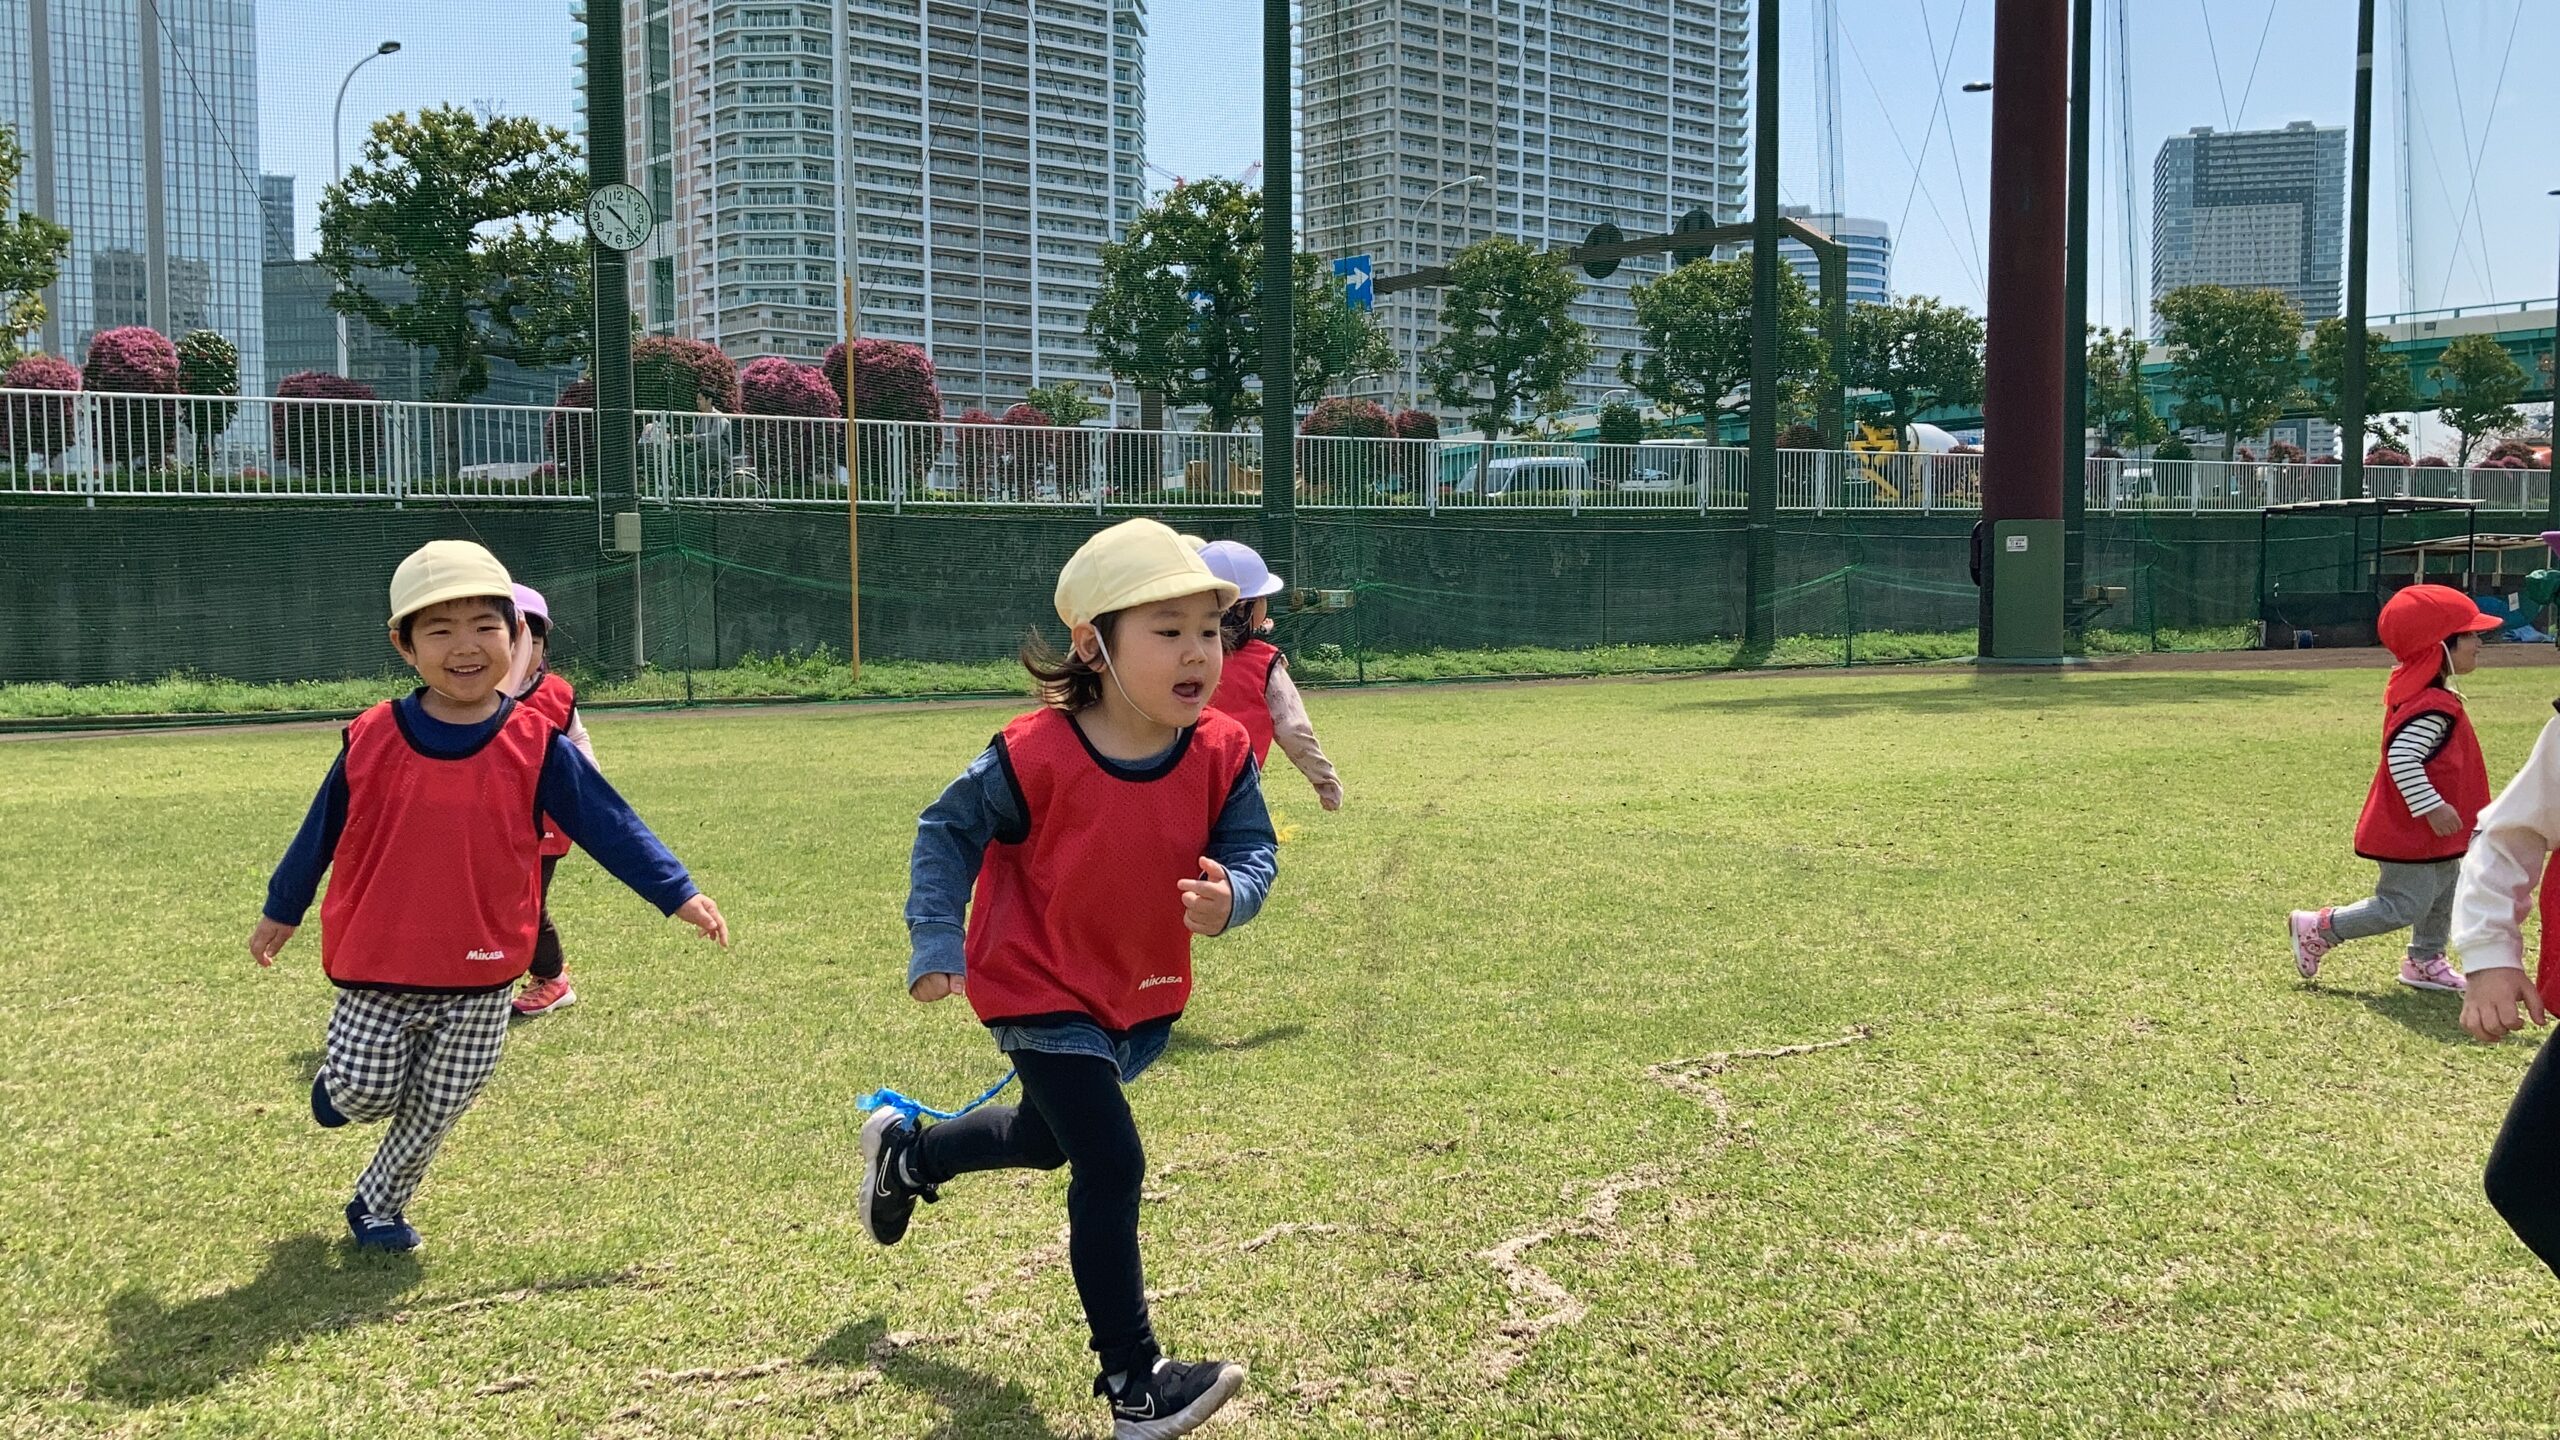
1778, 206, 1890, 308
613, 0, 1146, 417
0, 0, 264, 385
2152, 121, 2345, 323
1299, 0, 1753, 417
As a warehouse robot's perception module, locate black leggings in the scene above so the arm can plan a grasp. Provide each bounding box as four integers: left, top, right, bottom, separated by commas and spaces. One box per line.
2487, 1036, 2560, 1275
911, 1048, 1154, 1375
530, 855, 565, 981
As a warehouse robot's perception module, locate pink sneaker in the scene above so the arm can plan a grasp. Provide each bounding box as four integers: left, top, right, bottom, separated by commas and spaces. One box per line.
512, 974, 576, 1016
2399, 954, 2466, 994
2289, 909, 2335, 979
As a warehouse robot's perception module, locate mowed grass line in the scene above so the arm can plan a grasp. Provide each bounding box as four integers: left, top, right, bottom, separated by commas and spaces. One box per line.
5, 665, 2560, 1436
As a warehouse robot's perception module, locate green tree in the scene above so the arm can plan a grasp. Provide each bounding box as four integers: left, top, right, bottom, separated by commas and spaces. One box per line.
2302, 316, 2418, 453
174, 329, 239, 469
1425, 237, 1593, 438
1086, 178, 1390, 431
1596, 398, 1645, 446
1618, 255, 1822, 442
2084, 327, 2166, 448
2156, 283, 2305, 460
0, 123, 71, 365
1021, 379, 1104, 429
1840, 295, 1983, 447
317, 106, 589, 403
2429, 332, 2528, 467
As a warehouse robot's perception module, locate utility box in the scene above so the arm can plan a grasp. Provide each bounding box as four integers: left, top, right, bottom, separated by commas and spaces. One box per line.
1987, 519, 2064, 659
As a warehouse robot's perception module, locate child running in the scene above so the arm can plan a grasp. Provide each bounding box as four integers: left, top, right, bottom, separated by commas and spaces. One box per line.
249, 541, 728, 1252
2290, 583, 2502, 993
502, 582, 589, 1017
862, 518, 1279, 1438
2452, 688, 2560, 1274
1195, 539, 1343, 812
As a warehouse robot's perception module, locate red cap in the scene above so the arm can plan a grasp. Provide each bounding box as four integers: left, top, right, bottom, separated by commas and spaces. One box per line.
2378, 583, 2500, 708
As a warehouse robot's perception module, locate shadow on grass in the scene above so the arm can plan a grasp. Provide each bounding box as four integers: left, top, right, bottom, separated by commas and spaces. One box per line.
281, 1046, 323, 1085
86, 1233, 422, 1405
1672, 672, 2308, 718
2301, 979, 2472, 1045
1166, 1023, 1306, 1058
812, 1316, 1073, 1440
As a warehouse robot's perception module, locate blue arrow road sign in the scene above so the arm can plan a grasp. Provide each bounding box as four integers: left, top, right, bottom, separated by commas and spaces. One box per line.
1333, 254, 1373, 310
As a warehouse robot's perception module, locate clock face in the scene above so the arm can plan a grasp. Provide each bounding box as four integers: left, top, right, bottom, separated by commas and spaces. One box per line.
586, 184, 653, 252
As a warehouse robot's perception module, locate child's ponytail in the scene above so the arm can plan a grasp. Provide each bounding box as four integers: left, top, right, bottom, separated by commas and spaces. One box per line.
1019, 612, 1120, 712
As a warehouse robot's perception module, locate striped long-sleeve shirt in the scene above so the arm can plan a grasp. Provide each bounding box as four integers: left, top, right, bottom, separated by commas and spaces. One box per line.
2387, 711, 2455, 818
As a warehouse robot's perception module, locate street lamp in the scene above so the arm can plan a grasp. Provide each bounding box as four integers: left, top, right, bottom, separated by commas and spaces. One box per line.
2546, 191, 2559, 446
1961, 81, 1993, 93
332, 40, 402, 377
1407, 174, 1488, 411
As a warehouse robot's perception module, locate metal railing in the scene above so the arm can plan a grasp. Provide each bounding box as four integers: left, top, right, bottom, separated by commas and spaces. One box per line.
7, 390, 2550, 518
0, 389, 580, 504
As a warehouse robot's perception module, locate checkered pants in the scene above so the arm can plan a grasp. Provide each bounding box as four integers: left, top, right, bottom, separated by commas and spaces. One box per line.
318, 988, 512, 1216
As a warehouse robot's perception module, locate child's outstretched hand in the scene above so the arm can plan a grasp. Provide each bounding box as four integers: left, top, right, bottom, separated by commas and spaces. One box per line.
2464, 966, 2548, 1043
2423, 803, 2463, 838
1180, 856, 1235, 936
247, 918, 296, 967
911, 973, 964, 1002
675, 894, 730, 948
1314, 777, 1344, 812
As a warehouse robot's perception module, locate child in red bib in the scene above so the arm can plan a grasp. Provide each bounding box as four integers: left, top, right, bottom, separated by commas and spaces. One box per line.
1196, 539, 1343, 811
502, 582, 591, 1017
248, 542, 729, 1253
865, 519, 1278, 1440
2289, 583, 2501, 993
2450, 641, 2560, 1274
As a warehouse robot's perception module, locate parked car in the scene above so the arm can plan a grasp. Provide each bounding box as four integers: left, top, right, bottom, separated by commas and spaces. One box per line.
1452, 455, 1591, 499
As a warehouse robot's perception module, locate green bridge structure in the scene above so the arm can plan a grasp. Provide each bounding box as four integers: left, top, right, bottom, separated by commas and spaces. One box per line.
1545, 298, 2556, 444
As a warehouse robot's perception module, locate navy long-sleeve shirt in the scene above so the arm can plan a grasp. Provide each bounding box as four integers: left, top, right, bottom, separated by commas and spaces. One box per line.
904, 728, 1280, 991
263, 692, 699, 927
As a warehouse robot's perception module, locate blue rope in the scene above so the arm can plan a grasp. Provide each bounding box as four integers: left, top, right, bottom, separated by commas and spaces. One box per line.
857, 1069, 1018, 1123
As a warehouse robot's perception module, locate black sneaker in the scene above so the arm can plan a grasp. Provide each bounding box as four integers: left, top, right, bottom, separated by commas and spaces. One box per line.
1096, 1355, 1248, 1440
344, 1198, 421, 1252
311, 1073, 349, 1128
857, 1107, 936, 1246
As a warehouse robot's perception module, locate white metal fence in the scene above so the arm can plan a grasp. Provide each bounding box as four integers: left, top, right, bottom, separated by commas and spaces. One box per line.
4, 390, 2547, 516
0, 390, 578, 502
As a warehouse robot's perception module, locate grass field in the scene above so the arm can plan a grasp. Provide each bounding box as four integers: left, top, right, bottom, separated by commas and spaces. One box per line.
0, 625, 2258, 720
8, 661, 2560, 1437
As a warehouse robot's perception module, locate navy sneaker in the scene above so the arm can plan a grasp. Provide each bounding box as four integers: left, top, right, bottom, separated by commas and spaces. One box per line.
345, 1198, 421, 1252
857, 1106, 936, 1246
1096, 1355, 1248, 1440
310, 1073, 348, 1128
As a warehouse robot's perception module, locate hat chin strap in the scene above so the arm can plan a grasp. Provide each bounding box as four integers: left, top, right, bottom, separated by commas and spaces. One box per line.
1091, 632, 1178, 732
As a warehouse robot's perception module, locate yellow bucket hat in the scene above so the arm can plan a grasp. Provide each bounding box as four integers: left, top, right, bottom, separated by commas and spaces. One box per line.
387, 540, 515, 629
1054, 519, 1238, 629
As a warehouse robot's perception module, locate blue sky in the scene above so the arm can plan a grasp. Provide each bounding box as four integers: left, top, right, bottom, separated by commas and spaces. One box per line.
257, 0, 2559, 333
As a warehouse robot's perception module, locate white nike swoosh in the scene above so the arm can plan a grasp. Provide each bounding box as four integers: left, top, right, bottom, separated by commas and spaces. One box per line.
1116, 1396, 1157, 1420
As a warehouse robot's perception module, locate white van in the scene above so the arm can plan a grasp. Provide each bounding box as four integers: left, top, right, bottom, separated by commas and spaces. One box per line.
1460, 455, 1591, 499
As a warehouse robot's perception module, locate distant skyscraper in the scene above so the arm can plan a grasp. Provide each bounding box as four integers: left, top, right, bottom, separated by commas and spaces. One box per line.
264, 259, 578, 405
1779, 207, 1892, 307
1299, 0, 1754, 414
615, 0, 1148, 416
2152, 121, 2346, 322
260, 174, 295, 263
0, 0, 264, 385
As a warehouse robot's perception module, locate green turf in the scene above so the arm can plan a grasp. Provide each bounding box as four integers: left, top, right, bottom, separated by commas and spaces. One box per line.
6, 663, 2556, 1437
0, 625, 2255, 721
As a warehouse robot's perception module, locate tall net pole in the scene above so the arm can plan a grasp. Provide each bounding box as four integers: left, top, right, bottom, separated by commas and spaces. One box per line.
1745, 0, 1780, 654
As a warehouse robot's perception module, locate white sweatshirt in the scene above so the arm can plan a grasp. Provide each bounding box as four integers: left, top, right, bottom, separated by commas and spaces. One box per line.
2451, 713, 2560, 974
